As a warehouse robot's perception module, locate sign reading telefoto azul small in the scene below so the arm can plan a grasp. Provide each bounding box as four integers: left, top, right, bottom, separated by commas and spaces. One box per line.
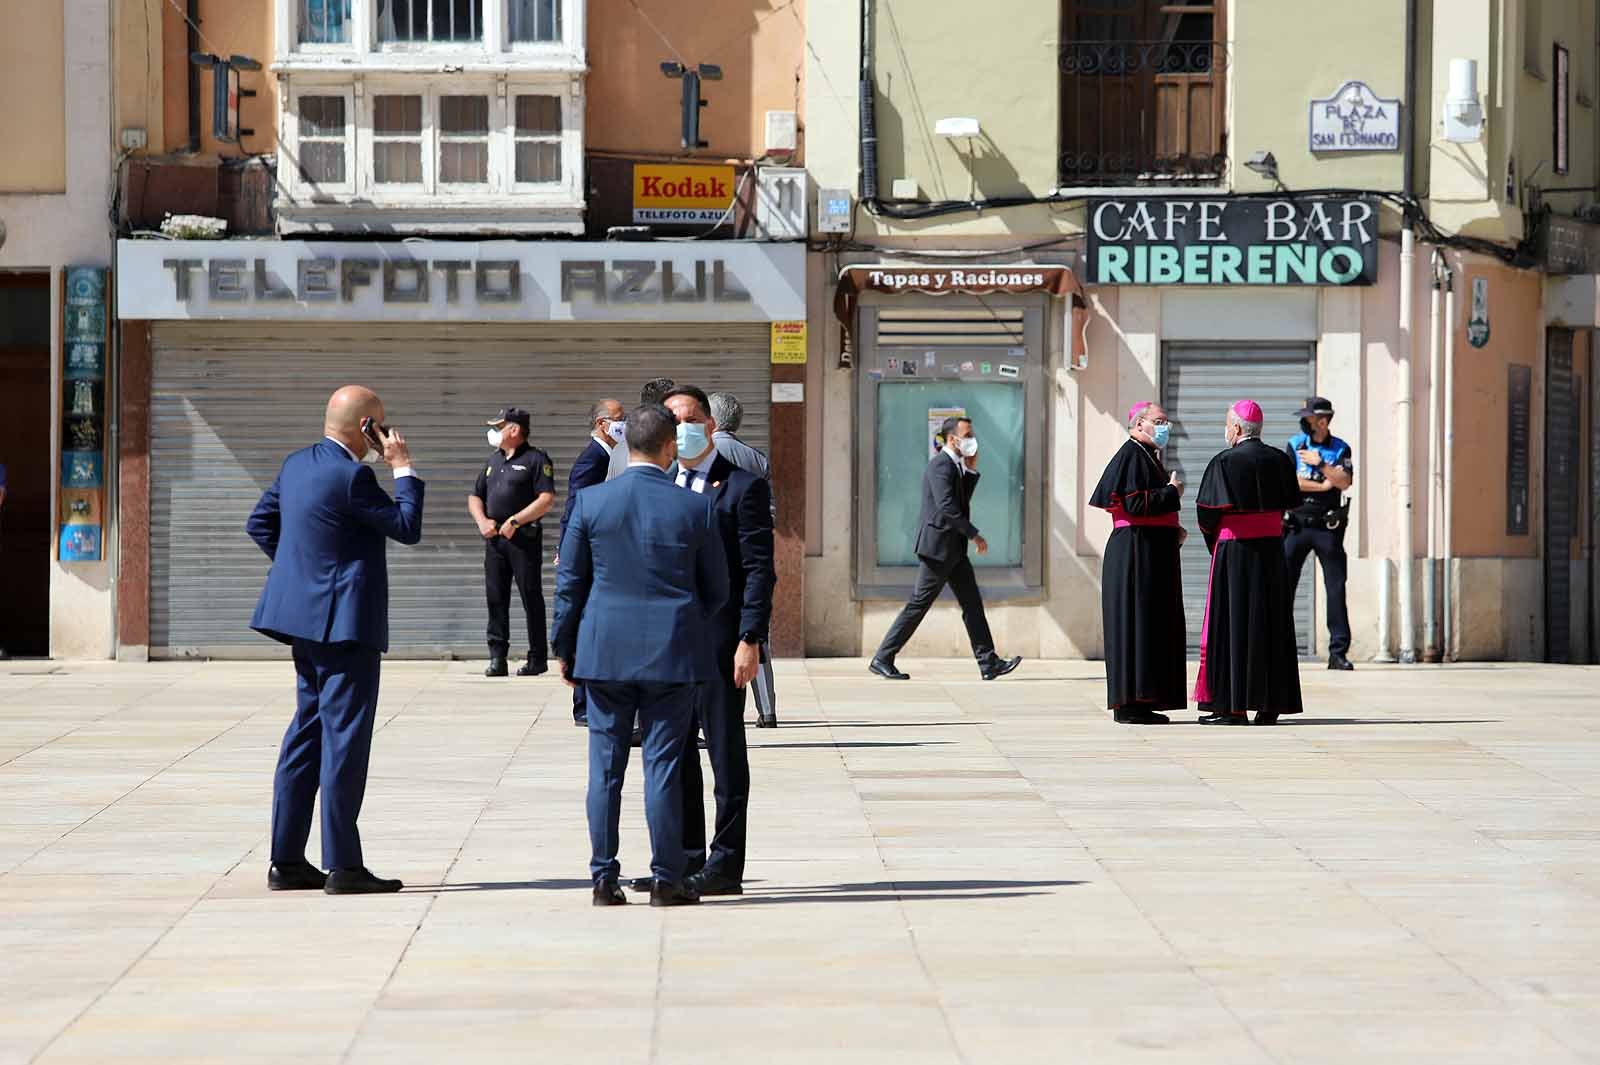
1084, 197, 1379, 286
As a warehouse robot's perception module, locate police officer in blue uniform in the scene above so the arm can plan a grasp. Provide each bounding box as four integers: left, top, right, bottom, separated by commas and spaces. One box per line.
1284, 397, 1356, 671
468, 407, 557, 677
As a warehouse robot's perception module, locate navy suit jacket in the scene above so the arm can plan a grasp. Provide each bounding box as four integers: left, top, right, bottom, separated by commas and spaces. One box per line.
687, 454, 776, 648
559, 437, 611, 547
246, 440, 425, 653
552, 464, 728, 684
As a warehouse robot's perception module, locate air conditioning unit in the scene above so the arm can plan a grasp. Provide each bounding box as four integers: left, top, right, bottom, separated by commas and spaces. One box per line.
755, 166, 806, 240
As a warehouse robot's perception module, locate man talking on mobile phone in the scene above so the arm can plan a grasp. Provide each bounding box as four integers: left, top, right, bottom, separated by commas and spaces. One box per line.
246, 385, 425, 895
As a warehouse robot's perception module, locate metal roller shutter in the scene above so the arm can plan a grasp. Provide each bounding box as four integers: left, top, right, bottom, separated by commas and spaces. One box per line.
150, 321, 771, 658
1162, 343, 1315, 657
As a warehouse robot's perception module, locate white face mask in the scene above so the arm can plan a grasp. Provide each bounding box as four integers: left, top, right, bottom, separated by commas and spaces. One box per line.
605, 420, 626, 444
487, 427, 503, 449
958, 436, 979, 458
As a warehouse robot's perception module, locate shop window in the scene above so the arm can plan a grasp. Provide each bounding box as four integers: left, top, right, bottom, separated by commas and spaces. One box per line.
297, 95, 351, 186
854, 301, 1046, 598
439, 95, 490, 184
1058, 0, 1227, 187
373, 94, 425, 184
300, 0, 352, 44
514, 95, 562, 183
509, 0, 560, 43
378, 0, 483, 44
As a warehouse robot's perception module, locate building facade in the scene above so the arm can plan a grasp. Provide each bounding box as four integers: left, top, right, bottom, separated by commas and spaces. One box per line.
102, 0, 808, 660
802, 0, 1600, 664
0, 0, 115, 659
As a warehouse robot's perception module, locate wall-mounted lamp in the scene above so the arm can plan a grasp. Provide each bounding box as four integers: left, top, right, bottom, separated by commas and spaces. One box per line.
1244, 150, 1279, 183
1444, 58, 1484, 143
661, 62, 722, 152
936, 117, 983, 200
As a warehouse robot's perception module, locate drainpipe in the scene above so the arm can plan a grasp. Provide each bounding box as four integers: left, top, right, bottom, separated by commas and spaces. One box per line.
859, 0, 878, 206
1424, 252, 1443, 661
186, 0, 202, 152
1442, 258, 1457, 660
1396, 0, 1419, 664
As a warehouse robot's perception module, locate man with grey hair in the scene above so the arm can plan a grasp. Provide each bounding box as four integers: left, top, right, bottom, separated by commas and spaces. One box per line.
1192, 400, 1303, 726
709, 392, 771, 480
708, 391, 777, 727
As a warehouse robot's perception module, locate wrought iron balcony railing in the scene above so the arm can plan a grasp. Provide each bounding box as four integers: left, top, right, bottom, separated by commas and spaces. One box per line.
1057, 38, 1230, 188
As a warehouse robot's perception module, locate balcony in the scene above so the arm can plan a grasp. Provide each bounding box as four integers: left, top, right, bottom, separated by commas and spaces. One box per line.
1057, 35, 1228, 189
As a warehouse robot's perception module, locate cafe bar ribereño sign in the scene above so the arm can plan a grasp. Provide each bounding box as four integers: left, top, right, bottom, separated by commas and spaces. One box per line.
1085, 196, 1380, 286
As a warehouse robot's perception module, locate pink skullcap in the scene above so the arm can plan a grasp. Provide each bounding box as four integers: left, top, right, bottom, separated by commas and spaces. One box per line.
1127, 401, 1152, 423
1231, 400, 1263, 423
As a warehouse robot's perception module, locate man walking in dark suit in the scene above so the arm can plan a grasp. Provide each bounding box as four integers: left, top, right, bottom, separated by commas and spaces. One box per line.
558, 398, 624, 726
553, 404, 728, 908
654, 386, 774, 898
869, 416, 1021, 682
247, 385, 425, 895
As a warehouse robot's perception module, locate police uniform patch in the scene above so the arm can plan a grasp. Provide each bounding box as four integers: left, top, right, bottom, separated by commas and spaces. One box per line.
542, 463, 554, 477
485, 466, 492, 476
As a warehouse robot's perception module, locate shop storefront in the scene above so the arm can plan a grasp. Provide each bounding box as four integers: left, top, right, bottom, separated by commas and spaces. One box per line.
115, 239, 805, 659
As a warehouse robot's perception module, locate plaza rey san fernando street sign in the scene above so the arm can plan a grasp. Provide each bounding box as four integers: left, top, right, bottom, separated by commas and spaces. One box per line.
1084, 196, 1380, 287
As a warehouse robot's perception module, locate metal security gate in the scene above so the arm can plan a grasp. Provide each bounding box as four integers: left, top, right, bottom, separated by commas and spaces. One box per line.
1545, 328, 1577, 663
1162, 343, 1315, 656
149, 322, 771, 657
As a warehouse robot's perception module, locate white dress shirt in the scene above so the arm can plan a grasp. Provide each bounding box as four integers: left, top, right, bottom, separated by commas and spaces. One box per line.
675, 460, 711, 493
326, 435, 414, 480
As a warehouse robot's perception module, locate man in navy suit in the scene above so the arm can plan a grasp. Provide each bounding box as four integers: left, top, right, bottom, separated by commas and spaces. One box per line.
557, 398, 624, 726
650, 386, 774, 899
553, 404, 728, 908
247, 385, 425, 896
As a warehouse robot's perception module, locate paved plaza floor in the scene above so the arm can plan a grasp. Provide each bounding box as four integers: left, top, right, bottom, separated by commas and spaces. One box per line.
1, 658, 1597, 1064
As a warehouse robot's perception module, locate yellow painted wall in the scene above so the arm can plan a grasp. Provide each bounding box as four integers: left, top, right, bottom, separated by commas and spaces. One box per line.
586, 0, 806, 159
114, 0, 166, 155
1229, 0, 1408, 194
0, 0, 67, 192
162, 0, 276, 156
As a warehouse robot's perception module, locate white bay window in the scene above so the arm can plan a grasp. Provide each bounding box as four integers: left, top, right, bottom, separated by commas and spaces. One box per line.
274, 0, 584, 233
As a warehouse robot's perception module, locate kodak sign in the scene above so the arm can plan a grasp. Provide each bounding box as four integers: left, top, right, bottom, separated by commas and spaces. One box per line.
633, 164, 737, 225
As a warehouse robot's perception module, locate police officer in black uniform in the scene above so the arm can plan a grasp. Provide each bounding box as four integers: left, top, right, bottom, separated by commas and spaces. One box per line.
468, 407, 557, 677
1284, 396, 1356, 671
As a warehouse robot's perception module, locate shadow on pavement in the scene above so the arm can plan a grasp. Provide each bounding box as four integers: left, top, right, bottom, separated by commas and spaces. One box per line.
764, 721, 988, 729
721, 878, 1086, 906
1274, 718, 1501, 726
748, 740, 956, 750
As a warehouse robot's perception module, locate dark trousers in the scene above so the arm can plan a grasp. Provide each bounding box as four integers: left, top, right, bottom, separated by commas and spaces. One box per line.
584, 680, 696, 885
1285, 523, 1351, 655
874, 554, 997, 664
485, 530, 546, 662
681, 656, 751, 881
271, 639, 382, 870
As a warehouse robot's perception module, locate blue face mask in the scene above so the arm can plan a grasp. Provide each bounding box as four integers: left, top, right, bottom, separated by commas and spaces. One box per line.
1150, 422, 1171, 448
676, 421, 710, 459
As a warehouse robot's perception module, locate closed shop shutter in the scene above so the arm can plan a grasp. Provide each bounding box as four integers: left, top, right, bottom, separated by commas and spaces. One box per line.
149, 321, 771, 657
1162, 343, 1315, 656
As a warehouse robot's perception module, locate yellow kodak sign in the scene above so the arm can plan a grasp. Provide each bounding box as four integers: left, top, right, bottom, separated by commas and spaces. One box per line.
633, 164, 737, 224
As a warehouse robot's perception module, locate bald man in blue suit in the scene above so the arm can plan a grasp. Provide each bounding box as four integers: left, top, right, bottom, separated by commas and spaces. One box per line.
247, 385, 425, 896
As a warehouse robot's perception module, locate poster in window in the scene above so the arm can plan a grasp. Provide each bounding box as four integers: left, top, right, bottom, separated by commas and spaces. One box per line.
59, 266, 109, 560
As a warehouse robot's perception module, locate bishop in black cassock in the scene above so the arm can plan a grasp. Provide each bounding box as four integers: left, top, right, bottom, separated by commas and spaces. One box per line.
1193, 400, 1304, 725
1090, 402, 1187, 724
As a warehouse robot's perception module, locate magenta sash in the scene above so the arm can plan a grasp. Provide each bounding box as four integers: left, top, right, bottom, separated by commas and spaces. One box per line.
1110, 506, 1180, 530
1193, 510, 1286, 703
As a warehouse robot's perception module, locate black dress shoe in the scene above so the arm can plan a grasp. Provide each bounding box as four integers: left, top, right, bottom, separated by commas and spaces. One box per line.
686, 869, 743, 897
324, 867, 403, 894
981, 655, 1023, 681
517, 659, 548, 677
268, 860, 327, 891
756, 715, 777, 728
1113, 707, 1170, 724
592, 879, 627, 906
484, 657, 508, 678
869, 658, 910, 680
573, 714, 588, 727
1254, 712, 1280, 726
649, 880, 701, 907
1328, 652, 1355, 671
626, 876, 656, 893
1197, 711, 1249, 726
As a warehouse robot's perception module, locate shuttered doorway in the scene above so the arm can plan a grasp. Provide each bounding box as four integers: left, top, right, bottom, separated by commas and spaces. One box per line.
149, 321, 771, 658
1162, 343, 1315, 656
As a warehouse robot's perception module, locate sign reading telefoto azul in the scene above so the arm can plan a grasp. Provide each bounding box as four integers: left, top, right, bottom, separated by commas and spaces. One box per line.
114, 240, 805, 322
1085, 197, 1379, 286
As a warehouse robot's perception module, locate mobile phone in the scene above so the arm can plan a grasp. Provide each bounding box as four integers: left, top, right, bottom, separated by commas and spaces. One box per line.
360, 416, 390, 451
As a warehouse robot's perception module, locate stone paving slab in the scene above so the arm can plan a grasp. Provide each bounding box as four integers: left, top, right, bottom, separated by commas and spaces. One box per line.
1, 658, 1598, 1063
